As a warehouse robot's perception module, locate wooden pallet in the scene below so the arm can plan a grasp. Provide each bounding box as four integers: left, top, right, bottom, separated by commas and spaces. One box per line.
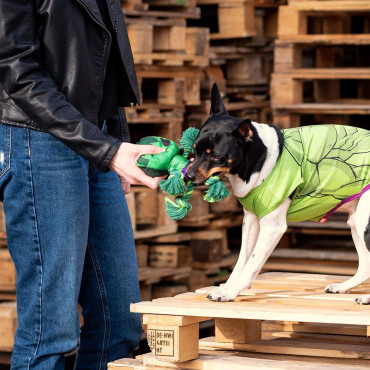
270, 68, 370, 128
129, 272, 370, 363
278, 1, 370, 40
126, 188, 178, 240
210, 45, 273, 87
126, 18, 209, 66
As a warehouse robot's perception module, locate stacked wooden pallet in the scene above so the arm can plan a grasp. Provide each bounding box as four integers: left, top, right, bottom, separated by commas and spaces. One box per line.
121, 0, 209, 142
126, 188, 178, 240
109, 272, 370, 369
271, 0, 370, 128
185, 0, 285, 129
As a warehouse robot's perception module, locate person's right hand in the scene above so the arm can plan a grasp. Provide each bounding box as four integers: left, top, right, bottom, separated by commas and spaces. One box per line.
108, 142, 165, 190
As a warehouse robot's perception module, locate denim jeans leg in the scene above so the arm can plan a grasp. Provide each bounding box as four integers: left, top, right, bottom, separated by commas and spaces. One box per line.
0, 124, 90, 369
75, 165, 142, 370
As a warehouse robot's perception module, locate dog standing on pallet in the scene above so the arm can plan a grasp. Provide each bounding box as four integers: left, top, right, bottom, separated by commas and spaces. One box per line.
187, 83, 370, 305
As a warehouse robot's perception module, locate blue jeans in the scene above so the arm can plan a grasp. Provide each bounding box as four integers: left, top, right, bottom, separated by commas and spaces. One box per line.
0, 123, 141, 369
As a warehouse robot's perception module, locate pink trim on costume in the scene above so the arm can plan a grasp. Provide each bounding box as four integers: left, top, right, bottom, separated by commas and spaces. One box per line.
318, 184, 370, 223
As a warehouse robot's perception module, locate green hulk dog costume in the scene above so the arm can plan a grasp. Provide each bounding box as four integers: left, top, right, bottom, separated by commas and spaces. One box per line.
136, 128, 230, 220
239, 125, 370, 223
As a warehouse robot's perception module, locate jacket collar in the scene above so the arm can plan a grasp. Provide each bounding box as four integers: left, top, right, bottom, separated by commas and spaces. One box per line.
76, 0, 105, 27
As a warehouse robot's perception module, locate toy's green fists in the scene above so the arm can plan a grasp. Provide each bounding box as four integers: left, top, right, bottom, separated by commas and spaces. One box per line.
136, 136, 180, 177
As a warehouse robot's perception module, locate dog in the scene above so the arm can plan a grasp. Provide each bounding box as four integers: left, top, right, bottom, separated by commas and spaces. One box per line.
186, 83, 370, 305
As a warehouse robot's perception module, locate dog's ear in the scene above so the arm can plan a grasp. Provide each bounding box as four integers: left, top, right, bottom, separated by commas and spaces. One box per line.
210, 83, 228, 116
234, 119, 253, 143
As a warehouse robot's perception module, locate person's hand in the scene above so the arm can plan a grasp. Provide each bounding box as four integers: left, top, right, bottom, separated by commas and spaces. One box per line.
109, 142, 165, 194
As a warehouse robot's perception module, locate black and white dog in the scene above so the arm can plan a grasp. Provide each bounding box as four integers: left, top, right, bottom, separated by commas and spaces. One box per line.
187, 84, 370, 305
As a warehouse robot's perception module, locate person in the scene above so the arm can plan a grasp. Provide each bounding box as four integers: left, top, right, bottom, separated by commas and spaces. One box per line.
0, 0, 163, 368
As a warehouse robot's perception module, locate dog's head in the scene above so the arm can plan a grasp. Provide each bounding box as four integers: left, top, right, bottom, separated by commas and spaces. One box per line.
187, 83, 256, 185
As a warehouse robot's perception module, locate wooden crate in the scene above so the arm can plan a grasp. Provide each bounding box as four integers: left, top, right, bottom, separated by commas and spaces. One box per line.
128, 272, 370, 364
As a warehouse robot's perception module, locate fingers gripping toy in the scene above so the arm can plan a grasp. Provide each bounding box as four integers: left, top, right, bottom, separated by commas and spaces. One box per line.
136, 128, 230, 220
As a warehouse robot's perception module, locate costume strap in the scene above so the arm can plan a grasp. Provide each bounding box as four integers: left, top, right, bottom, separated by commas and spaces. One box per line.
319, 184, 370, 223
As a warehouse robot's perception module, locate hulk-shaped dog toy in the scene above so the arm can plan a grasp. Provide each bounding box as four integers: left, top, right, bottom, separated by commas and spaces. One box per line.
136, 128, 230, 220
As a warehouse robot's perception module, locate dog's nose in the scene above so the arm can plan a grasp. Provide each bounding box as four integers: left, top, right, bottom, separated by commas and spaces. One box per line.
186, 172, 196, 182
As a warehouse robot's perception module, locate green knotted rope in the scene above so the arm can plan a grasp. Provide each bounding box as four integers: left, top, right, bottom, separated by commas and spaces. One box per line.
203, 176, 230, 202
159, 170, 186, 196
179, 127, 199, 158
165, 182, 194, 220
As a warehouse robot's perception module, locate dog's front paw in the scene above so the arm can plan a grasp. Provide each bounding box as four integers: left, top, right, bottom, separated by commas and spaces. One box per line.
207, 286, 238, 302
355, 294, 370, 305
325, 283, 350, 294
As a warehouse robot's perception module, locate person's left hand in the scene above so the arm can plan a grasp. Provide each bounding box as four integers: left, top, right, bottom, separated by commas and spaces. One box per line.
120, 179, 131, 195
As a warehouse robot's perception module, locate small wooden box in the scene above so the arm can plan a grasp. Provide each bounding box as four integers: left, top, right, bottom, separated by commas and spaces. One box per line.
146, 317, 199, 363
190, 230, 223, 263
149, 245, 192, 268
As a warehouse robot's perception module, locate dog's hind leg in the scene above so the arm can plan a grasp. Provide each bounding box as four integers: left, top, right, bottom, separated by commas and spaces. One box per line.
325, 191, 370, 303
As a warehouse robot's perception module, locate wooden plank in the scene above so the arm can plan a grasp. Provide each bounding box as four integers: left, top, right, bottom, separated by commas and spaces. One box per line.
272, 103, 370, 114
123, 7, 201, 20
270, 249, 358, 262
276, 34, 370, 45
109, 350, 370, 369
263, 321, 368, 337
138, 266, 191, 284
263, 330, 370, 344
283, 1, 370, 11
199, 336, 370, 359
143, 314, 209, 326
141, 350, 370, 369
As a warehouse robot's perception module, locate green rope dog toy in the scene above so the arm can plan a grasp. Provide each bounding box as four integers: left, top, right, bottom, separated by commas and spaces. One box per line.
136, 128, 230, 220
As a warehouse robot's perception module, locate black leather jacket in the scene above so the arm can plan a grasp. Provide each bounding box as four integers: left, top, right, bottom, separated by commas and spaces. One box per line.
0, 0, 140, 172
